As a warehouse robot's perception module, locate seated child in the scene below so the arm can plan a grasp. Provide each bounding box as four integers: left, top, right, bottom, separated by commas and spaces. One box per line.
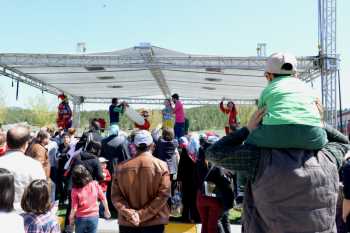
21, 179, 60, 233
245, 52, 327, 149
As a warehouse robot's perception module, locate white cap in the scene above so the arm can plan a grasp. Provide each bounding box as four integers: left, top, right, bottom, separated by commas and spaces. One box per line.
265, 52, 297, 75
98, 157, 108, 163
134, 130, 153, 146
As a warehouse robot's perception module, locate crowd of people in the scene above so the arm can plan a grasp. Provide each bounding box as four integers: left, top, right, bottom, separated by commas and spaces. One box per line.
1, 52, 350, 233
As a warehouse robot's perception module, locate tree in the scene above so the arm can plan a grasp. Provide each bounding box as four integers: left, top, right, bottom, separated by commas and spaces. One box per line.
27, 96, 55, 127
0, 89, 7, 125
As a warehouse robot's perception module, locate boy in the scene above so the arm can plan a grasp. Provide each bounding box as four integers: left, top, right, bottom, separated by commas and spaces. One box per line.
246, 52, 327, 149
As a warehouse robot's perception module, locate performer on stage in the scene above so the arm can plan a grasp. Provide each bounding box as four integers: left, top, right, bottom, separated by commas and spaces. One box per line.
56, 94, 72, 131
219, 97, 239, 135
134, 110, 151, 131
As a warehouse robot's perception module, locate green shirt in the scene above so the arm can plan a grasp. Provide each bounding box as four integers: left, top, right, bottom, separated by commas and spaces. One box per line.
258, 76, 322, 127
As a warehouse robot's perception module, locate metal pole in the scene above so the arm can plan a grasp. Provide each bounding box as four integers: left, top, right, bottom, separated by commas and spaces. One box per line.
338, 69, 343, 132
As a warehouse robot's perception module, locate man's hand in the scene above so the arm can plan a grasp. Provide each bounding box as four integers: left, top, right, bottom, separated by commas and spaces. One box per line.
129, 210, 140, 226
247, 108, 266, 132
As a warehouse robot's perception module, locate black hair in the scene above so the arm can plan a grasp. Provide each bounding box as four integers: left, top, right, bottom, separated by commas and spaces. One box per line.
0, 168, 15, 212
281, 63, 293, 71
112, 98, 118, 104
171, 93, 179, 100
86, 140, 101, 156
90, 120, 100, 131
136, 143, 149, 153
6, 126, 30, 149
21, 179, 51, 214
71, 165, 93, 188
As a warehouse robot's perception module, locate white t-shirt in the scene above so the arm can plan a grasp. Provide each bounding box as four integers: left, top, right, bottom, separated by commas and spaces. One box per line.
0, 211, 25, 233
0, 150, 46, 212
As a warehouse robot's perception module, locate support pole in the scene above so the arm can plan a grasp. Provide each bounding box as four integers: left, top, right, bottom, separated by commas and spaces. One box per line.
72, 100, 81, 129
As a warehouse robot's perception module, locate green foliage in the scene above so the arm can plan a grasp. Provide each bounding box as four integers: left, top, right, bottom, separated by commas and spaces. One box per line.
0, 89, 7, 124
3, 103, 257, 131
26, 96, 56, 127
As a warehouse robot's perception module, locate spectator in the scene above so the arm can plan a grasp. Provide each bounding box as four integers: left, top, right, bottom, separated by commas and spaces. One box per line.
69, 165, 110, 233
47, 130, 59, 202
0, 131, 6, 156
109, 98, 125, 125
154, 128, 178, 201
195, 140, 234, 233
171, 93, 186, 139
63, 140, 104, 232
56, 133, 70, 205
26, 130, 51, 179
111, 130, 171, 233
0, 168, 25, 233
100, 125, 130, 216
0, 125, 46, 212
98, 157, 111, 218
176, 139, 201, 223
21, 180, 60, 233
206, 109, 349, 232
101, 125, 130, 171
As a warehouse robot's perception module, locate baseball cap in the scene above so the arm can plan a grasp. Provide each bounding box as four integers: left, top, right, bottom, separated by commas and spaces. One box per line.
134, 130, 153, 146
265, 52, 297, 75
109, 124, 119, 136
99, 157, 108, 163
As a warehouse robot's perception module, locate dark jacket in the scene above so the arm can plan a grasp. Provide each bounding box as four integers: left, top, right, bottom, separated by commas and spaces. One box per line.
71, 152, 104, 182
101, 134, 130, 172
154, 138, 178, 174
195, 149, 234, 210
109, 104, 124, 124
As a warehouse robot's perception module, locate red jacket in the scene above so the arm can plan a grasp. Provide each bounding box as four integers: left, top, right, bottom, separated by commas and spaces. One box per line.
135, 119, 151, 131
219, 101, 238, 126
0, 145, 7, 156
99, 167, 111, 193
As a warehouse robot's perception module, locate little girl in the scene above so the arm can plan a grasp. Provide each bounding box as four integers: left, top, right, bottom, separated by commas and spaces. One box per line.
21, 179, 60, 233
69, 165, 111, 233
0, 168, 24, 233
162, 99, 173, 129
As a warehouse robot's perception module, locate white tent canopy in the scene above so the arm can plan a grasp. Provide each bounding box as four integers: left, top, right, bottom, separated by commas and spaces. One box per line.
0, 44, 320, 105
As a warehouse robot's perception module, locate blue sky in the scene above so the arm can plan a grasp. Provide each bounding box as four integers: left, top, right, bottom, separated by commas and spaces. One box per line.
0, 0, 349, 110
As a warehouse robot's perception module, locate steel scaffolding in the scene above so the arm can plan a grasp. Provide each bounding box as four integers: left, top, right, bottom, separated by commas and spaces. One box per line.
319, 0, 339, 126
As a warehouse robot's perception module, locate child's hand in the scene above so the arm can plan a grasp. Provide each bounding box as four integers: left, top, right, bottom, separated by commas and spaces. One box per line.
247, 108, 266, 132
104, 209, 111, 219
69, 214, 75, 226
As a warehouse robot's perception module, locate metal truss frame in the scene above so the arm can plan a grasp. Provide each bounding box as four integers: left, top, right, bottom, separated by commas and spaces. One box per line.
318, 0, 339, 127
84, 97, 256, 106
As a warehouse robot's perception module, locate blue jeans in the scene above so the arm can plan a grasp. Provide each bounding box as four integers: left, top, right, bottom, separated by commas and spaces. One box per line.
75, 216, 99, 233
174, 122, 185, 139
